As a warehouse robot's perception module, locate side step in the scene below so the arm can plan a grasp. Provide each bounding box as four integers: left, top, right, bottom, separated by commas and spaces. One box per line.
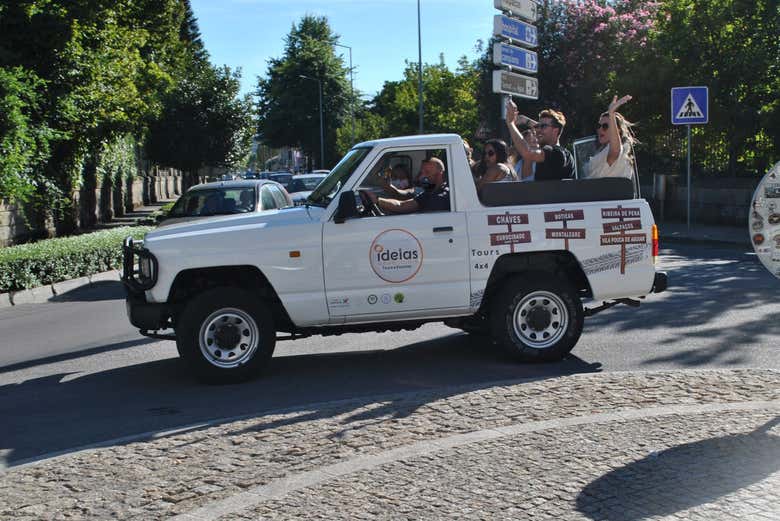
584, 298, 641, 317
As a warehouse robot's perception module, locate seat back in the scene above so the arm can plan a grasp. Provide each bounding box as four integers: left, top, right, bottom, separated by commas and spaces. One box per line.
479, 177, 635, 207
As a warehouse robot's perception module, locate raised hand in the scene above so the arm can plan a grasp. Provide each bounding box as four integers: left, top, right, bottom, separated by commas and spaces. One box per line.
608, 94, 632, 114
506, 98, 519, 123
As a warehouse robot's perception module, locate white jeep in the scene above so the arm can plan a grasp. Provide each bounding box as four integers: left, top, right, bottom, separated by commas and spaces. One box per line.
123, 134, 667, 382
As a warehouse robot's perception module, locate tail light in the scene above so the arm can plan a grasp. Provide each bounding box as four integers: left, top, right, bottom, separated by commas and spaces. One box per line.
652, 224, 659, 262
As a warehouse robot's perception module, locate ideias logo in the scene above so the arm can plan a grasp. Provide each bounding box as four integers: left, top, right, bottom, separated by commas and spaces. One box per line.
369, 229, 424, 283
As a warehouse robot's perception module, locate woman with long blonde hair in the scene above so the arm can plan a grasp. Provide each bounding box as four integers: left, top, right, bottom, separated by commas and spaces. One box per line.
588, 94, 637, 179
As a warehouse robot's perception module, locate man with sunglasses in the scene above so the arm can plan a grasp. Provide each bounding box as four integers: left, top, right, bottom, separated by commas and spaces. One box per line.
505, 99, 575, 182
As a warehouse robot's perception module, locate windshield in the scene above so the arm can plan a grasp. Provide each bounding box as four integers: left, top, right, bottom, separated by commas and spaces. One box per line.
168, 187, 255, 217
307, 147, 372, 206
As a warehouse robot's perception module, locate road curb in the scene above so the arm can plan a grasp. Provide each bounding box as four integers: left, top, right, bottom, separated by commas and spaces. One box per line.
0, 269, 121, 309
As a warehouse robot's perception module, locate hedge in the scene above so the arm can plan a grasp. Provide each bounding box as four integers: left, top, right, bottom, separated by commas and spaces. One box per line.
0, 226, 152, 292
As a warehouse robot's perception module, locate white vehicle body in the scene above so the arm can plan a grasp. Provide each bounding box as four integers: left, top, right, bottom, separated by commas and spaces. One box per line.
123, 134, 666, 382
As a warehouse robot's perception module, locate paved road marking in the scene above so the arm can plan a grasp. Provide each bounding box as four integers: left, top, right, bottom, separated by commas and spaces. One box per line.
172, 400, 780, 521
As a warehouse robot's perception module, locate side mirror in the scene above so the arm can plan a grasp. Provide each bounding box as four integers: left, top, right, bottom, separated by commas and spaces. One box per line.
334, 191, 358, 223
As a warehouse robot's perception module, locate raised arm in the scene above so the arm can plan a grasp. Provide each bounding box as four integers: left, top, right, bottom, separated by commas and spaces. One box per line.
505, 99, 545, 163
606, 94, 631, 166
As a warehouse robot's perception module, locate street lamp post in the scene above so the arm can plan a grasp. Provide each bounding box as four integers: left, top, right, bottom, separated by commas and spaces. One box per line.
332, 42, 354, 145
299, 74, 324, 169
417, 0, 424, 134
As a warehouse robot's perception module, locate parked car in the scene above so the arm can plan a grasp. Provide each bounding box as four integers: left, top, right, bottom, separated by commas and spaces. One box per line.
268, 172, 293, 190
287, 173, 328, 206
159, 180, 292, 226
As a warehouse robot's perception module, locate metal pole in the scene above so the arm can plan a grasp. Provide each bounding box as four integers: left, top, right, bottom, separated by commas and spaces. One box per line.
318, 79, 324, 168
417, 0, 424, 134
348, 47, 354, 144
687, 124, 691, 231
333, 43, 354, 145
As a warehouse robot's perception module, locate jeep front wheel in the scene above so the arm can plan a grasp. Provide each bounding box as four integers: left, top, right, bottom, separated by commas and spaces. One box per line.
176, 288, 276, 383
490, 275, 584, 362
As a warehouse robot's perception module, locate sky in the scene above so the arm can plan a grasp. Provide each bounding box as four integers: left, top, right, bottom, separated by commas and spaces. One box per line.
191, 0, 494, 99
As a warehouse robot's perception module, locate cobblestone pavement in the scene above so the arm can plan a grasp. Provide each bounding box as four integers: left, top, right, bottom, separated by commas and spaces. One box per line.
1, 369, 778, 520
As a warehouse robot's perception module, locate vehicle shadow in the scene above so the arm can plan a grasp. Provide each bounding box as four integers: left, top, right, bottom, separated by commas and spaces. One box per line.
49, 280, 126, 303
585, 244, 780, 366
0, 332, 601, 467
575, 417, 780, 519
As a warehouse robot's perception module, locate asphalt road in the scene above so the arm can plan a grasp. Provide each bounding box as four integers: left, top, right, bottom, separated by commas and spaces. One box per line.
1, 242, 777, 468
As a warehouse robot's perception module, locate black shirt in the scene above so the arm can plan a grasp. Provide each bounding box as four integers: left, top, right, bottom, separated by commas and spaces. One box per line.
535, 145, 575, 181
414, 183, 450, 212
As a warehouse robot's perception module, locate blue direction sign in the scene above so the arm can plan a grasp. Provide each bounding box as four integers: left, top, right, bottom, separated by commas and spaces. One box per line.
493, 14, 537, 48
671, 86, 708, 125
493, 42, 538, 74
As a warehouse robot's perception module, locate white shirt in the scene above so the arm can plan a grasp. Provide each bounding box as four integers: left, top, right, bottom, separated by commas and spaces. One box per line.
587, 142, 632, 179
514, 159, 536, 182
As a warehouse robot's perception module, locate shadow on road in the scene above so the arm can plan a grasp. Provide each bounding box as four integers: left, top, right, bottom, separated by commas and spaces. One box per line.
0, 332, 601, 467
576, 417, 780, 519
586, 244, 780, 366
50, 280, 126, 303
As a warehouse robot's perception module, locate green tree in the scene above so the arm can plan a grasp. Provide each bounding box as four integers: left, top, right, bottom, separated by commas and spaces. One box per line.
654, 0, 779, 174
146, 65, 254, 186
373, 56, 479, 140
0, 67, 58, 204
256, 15, 351, 169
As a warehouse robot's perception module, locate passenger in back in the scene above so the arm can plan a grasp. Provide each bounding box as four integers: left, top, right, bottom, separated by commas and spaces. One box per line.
587, 94, 637, 179
474, 139, 516, 191
505, 99, 575, 181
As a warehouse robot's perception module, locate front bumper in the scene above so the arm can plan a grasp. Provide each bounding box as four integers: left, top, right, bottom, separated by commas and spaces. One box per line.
125, 293, 170, 331
652, 271, 668, 293
122, 236, 169, 331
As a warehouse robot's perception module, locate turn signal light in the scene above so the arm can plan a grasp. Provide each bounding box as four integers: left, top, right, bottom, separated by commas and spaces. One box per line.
652, 224, 659, 262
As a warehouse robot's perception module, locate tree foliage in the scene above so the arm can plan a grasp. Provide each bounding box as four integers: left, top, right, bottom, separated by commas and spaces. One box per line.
146, 65, 254, 176
256, 15, 351, 168
0, 0, 255, 231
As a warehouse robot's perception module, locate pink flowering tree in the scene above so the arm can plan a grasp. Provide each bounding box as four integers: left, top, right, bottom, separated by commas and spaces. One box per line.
535, 0, 661, 142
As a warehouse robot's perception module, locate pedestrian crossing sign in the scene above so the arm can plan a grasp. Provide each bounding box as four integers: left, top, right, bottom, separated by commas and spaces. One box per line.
671, 86, 708, 125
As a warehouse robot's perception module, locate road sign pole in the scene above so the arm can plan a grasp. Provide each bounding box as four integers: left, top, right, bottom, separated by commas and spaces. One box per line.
687, 124, 691, 231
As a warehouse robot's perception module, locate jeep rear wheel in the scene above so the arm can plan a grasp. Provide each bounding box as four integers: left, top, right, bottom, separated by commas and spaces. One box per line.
490, 275, 583, 362
176, 288, 275, 383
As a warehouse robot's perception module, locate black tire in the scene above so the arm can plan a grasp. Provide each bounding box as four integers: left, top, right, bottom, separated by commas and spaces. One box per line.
490, 274, 584, 362
176, 287, 276, 383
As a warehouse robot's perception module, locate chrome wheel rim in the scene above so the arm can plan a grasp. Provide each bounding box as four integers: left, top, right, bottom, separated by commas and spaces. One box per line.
512, 291, 568, 349
198, 308, 259, 368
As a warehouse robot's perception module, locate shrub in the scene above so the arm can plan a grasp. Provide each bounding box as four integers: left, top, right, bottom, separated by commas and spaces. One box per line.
0, 226, 152, 292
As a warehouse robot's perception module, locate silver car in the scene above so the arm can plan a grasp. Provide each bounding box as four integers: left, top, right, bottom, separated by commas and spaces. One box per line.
160, 180, 293, 226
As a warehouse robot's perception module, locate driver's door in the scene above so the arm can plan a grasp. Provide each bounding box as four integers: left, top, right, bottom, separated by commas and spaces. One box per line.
321, 146, 470, 322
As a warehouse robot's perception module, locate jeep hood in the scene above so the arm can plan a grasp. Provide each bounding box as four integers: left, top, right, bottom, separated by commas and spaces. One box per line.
144, 206, 324, 243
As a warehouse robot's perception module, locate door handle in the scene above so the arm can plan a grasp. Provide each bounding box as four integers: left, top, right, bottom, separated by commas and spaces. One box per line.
433, 226, 453, 233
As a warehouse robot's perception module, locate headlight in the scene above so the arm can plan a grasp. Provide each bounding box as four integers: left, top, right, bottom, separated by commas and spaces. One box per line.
122, 237, 158, 292
140, 256, 153, 279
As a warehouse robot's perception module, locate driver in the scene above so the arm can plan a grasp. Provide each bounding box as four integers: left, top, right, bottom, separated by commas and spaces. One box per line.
365, 158, 449, 214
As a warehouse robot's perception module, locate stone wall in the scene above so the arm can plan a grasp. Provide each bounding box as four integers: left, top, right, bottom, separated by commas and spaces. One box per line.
0, 171, 182, 247
642, 176, 759, 226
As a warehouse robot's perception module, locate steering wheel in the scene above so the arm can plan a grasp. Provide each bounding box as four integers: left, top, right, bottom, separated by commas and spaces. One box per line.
358, 189, 383, 216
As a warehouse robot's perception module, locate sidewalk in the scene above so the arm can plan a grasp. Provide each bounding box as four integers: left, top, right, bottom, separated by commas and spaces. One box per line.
1, 369, 778, 520
0, 199, 175, 308
658, 221, 750, 247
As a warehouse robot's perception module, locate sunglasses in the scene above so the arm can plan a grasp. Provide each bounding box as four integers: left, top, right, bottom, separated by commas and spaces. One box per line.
596, 123, 609, 131
534, 123, 556, 130
485, 149, 496, 156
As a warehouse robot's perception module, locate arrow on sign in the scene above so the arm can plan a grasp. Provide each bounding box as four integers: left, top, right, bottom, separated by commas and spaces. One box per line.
492, 70, 538, 100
